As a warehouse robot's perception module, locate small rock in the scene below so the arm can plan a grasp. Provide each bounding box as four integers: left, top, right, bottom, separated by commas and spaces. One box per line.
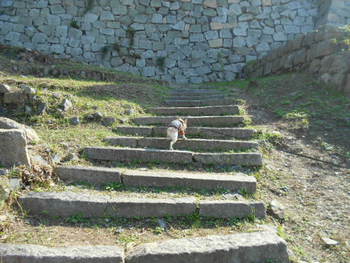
125, 108, 136, 115
321, 237, 339, 246
86, 112, 104, 122
52, 93, 61, 99
0, 84, 12, 93
9, 178, 21, 191
61, 99, 73, 112
115, 227, 125, 234
19, 84, 36, 95
268, 200, 285, 221
52, 153, 62, 163
102, 117, 116, 127
25, 105, 32, 114
222, 193, 244, 200
31, 155, 49, 166
0, 169, 9, 176
158, 219, 168, 229
37, 102, 47, 115
280, 186, 289, 192
117, 118, 128, 124
62, 153, 79, 162
69, 116, 80, 125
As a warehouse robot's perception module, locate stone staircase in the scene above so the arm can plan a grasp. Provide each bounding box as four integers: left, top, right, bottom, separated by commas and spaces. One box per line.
2, 85, 290, 262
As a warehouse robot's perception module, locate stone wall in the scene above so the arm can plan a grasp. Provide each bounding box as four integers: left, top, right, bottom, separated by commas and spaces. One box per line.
0, 0, 319, 83
317, 0, 350, 26
244, 26, 350, 95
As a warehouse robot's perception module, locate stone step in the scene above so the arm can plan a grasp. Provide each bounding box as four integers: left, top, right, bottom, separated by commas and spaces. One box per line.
133, 116, 246, 127
170, 89, 225, 96
1, 231, 289, 263
126, 231, 289, 263
167, 94, 227, 100
165, 98, 237, 107
0, 244, 124, 263
150, 105, 240, 116
115, 126, 256, 139
20, 191, 265, 218
84, 147, 263, 166
56, 166, 257, 193
104, 136, 258, 152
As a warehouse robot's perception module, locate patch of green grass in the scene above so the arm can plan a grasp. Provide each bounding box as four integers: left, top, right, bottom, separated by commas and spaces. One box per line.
209, 79, 249, 90
70, 20, 80, 29
65, 213, 90, 224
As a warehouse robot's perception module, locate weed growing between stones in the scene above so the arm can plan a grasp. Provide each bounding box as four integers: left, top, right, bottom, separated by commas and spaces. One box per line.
126, 27, 135, 47
70, 20, 80, 29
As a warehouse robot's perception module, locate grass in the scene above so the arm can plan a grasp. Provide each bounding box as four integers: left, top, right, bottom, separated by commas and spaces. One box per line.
213, 73, 350, 159
38, 183, 257, 201
1, 209, 265, 247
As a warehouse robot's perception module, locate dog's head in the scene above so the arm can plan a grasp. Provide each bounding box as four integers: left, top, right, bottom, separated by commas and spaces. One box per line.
178, 118, 188, 135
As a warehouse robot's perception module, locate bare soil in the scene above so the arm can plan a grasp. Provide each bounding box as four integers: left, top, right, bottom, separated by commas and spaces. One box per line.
240, 73, 350, 263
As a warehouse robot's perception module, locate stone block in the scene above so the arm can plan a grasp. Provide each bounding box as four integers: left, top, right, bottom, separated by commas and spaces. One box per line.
0, 129, 30, 168
193, 152, 263, 166
0, 244, 124, 263
105, 136, 258, 152
56, 166, 121, 185
0, 117, 39, 143
116, 126, 153, 136
150, 105, 240, 116
20, 191, 197, 217
133, 116, 245, 127
199, 200, 266, 218
84, 147, 194, 164
126, 231, 289, 263
3, 91, 27, 104
122, 170, 257, 193
209, 38, 223, 47
0, 84, 12, 94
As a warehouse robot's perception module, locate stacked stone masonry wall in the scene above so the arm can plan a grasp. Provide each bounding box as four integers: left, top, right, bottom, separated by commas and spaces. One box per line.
317, 0, 350, 27
0, 0, 319, 83
244, 27, 350, 95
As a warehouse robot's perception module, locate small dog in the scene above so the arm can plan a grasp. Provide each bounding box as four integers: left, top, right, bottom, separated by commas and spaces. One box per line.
167, 118, 188, 150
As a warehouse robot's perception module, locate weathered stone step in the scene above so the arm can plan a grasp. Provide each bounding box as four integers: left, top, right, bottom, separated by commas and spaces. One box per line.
84, 147, 263, 166
56, 166, 257, 193
126, 231, 289, 263
0, 244, 124, 263
115, 126, 256, 139
20, 191, 265, 218
104, 136, 258, 152
133, 116, 246, 127
1, 232, 289, 263
167, 94, 227, 100
165, 98, 237, 107
170, 89, 226, 96
150, 105, 240, 116
85, 147, 193, 164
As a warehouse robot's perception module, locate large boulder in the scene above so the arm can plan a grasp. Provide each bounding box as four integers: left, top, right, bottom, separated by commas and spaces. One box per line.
0, 117, 39, 143
0, 129, 31, 168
